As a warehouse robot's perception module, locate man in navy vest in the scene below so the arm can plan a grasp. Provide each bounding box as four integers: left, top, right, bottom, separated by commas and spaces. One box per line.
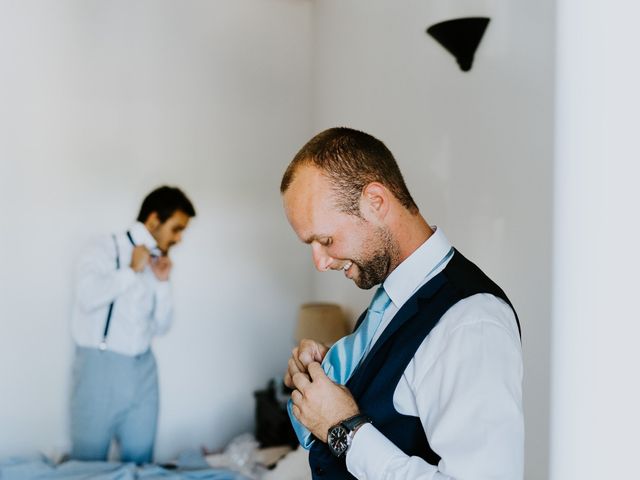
281, 128, 523, 479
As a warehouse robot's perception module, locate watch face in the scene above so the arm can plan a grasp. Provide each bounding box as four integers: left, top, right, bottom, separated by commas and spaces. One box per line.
328, 424, 349, 457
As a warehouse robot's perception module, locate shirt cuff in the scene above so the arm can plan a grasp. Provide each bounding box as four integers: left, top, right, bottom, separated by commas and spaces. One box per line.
346, 423, 403, 479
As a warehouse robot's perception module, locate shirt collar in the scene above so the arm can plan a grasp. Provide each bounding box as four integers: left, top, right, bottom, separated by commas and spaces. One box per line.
382, 226, 452, 308
129, 221, 159, 253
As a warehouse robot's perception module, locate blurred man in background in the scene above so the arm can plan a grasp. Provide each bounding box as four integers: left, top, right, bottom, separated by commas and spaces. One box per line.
69, 186, 195, 464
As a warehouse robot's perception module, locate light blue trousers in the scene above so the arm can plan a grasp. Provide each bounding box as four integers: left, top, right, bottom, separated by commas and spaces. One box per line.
70, 346, 159, 464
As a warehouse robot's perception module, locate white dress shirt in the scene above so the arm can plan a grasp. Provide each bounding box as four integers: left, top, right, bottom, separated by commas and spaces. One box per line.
71, 222, 173, 356
346, 228, 524, 480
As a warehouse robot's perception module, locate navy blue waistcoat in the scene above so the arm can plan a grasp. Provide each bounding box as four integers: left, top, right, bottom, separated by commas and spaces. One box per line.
308, 249, 520, 479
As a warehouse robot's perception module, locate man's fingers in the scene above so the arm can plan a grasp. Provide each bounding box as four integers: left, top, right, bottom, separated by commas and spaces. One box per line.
288, 357, 306, 386
299, 350, 313, 365
291, 404, 302, 421
291, 389, 303, 405
283, 371, 293, 388
307, 362, 327, 381
286, 347, 308, 388
314, 343, 329, 362
293, 354, 306, 373
291, 371, 311, 394
291, 346, 307, 372
288, 357, 300, 374
299, 339, 322, 365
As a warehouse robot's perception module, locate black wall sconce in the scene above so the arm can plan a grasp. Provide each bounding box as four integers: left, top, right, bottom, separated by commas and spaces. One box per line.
427, 17, 490, 72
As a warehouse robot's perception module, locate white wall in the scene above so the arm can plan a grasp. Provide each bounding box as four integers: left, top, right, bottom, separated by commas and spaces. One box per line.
0, 0, 313, 461
551, 0, 640, 477
309, 1, 554, 479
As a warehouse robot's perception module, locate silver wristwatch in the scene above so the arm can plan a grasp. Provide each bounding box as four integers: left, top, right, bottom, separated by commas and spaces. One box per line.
327, 414, 372, 458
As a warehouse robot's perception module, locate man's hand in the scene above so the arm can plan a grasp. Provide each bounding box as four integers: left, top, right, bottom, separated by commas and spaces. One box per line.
284, 339, 329, 388
290, 362, 360, 442
130, 246, 151, 272
150, 255, 172, 281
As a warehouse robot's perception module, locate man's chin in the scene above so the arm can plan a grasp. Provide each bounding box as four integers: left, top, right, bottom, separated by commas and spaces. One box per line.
352, 276, 376, 290
352, 269, 387, 290
163, 242, 177, 253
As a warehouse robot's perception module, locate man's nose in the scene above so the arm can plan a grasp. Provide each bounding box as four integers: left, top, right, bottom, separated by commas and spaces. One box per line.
311, 243, 333, 272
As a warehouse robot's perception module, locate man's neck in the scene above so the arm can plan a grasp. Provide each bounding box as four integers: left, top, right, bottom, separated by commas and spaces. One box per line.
393, 212, 433, 265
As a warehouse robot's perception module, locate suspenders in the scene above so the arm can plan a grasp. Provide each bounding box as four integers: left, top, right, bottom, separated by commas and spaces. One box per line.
126, 230, 135, 248
98, 231, 136, 351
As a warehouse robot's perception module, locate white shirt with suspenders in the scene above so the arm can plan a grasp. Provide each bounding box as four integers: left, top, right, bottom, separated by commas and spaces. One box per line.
71, 221, 173, 356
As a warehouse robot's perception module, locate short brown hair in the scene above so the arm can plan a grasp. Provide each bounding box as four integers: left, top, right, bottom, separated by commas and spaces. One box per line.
137, 186, 196, 223
280, 127, 418, 215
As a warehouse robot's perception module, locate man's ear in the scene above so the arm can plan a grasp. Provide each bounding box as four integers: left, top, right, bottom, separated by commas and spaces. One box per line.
144, 212, 161, 231
361, 182, 389, 221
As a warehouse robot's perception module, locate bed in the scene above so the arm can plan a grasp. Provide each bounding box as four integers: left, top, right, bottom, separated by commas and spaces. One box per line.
0, 443, 311, 480
0, 450, 248, 480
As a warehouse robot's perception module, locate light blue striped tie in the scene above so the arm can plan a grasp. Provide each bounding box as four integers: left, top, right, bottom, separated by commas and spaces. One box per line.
288, 286, 392, 449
